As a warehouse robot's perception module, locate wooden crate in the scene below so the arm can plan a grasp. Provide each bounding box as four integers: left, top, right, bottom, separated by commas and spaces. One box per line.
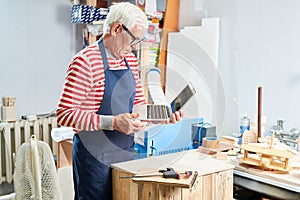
112, 168, 233, 200
111, 150, 234, 200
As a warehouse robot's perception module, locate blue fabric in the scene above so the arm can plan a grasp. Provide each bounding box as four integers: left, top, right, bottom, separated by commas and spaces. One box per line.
73, 38, 136, 200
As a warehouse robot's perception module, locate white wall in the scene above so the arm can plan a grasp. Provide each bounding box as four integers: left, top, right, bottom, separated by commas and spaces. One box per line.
179, 0, 300, 135
0, 0, 80, 117
1, 0, 300, 136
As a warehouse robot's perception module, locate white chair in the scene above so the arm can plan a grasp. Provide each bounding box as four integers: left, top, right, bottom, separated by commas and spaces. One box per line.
14, 136, 62, 200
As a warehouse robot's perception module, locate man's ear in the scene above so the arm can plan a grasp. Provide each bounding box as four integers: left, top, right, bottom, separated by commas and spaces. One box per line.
110, 23, 122, 36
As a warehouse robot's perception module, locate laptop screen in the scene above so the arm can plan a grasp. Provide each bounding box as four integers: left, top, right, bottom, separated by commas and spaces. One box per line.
170, 82, 196, 113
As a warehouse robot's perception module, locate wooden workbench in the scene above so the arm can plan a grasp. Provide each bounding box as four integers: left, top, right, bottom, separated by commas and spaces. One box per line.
55, 136, 300, 199
230, 156, 300, 199
111, 150, 234, 200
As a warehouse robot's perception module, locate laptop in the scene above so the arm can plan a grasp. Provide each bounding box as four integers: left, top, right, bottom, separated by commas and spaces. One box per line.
133, 82, 196, 122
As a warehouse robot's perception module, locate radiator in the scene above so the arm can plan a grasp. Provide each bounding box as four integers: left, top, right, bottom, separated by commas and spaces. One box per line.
0, 116, 57, 184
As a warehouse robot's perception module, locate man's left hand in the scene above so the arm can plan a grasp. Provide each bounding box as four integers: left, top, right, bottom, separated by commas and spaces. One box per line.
168, 110, 183, 124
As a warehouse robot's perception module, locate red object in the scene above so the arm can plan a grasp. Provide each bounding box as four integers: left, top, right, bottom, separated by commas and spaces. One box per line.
185, 171, 192, 178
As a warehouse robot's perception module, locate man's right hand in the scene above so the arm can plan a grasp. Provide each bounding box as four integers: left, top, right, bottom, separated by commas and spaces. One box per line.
113, 113, 147, 134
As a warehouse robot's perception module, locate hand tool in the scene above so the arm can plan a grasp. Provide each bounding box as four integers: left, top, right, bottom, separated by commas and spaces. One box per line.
183, 171, 193, 178
190, 171, 198, 188
119, 170, 179, 179
119, 168, 193, 180
159, 168, 192, 178
119, 169, 199, 189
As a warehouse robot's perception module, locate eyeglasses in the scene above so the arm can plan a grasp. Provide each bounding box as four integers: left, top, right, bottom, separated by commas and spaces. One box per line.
122, 24, 144, 45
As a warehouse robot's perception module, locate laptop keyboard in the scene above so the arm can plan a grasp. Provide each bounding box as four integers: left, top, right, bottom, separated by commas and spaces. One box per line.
147, 105, 170, 119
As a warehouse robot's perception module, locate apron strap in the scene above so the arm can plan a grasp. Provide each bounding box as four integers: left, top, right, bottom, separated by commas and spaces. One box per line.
98, 38, 131, 70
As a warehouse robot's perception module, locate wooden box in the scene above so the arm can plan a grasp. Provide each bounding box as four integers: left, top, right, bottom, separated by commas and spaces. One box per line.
2, 106, 17, 122
111, 150, 234, 200
57, 139, 73, 168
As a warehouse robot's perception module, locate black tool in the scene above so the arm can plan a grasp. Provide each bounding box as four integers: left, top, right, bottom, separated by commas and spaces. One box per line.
162, 170, 180, 179
158, 167, 174, 173
119, 169, 198, 189
159, 167, 192, 178
119, 168, 193, 180
119, 170, 180, 179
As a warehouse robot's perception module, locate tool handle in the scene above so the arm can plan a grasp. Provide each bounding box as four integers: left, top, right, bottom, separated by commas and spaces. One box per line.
159, 167, 174, 173
163, 171, 179, 179
184, 171, 193, 178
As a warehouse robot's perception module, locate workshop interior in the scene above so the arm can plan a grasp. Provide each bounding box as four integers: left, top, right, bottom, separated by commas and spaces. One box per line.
1, 0, 300, 199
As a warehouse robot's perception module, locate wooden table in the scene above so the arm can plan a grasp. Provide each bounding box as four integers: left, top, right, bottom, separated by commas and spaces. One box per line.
111, 150, 234, 200
55, 138, 300, 199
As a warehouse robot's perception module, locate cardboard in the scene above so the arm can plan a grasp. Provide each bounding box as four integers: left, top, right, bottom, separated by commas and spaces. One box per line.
2, 106, 17, 122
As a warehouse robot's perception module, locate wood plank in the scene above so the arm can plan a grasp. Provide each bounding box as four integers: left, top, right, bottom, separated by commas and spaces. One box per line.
216, 169, 233, 200
138, 183, 156, 200
157, 185, 181, 200
130, 178, 139, 200
132, 170, 198, 188
111, 150, 234, 176
182, 175, 202, 200
112, 170, 137, 200
201, 174, 214, 200
57, 139, 73, 168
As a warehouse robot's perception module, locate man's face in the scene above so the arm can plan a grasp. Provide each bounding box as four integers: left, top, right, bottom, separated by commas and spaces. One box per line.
109, 24, 146, 59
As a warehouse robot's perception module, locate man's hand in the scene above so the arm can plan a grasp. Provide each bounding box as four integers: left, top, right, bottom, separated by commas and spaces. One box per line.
113, 113, 147, 134
168, 110, 183, 124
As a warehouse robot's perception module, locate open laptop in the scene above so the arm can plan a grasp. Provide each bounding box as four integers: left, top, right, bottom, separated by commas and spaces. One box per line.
133, 82, 196, 122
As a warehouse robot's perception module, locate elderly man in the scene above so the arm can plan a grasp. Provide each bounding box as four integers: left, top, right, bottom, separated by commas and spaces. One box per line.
56, 2, 182, 199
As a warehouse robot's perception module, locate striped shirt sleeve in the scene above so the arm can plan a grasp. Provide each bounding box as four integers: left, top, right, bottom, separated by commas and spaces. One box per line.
56, 45, 146, 132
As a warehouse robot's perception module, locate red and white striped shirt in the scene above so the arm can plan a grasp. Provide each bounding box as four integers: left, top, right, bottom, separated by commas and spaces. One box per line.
56, 43, 146, 132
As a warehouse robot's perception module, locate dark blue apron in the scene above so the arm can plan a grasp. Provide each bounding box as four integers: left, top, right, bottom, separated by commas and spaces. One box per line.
72, 38, 136, 200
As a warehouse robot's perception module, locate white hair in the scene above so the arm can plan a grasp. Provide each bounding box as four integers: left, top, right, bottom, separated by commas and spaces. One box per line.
103, 2, 148, 34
